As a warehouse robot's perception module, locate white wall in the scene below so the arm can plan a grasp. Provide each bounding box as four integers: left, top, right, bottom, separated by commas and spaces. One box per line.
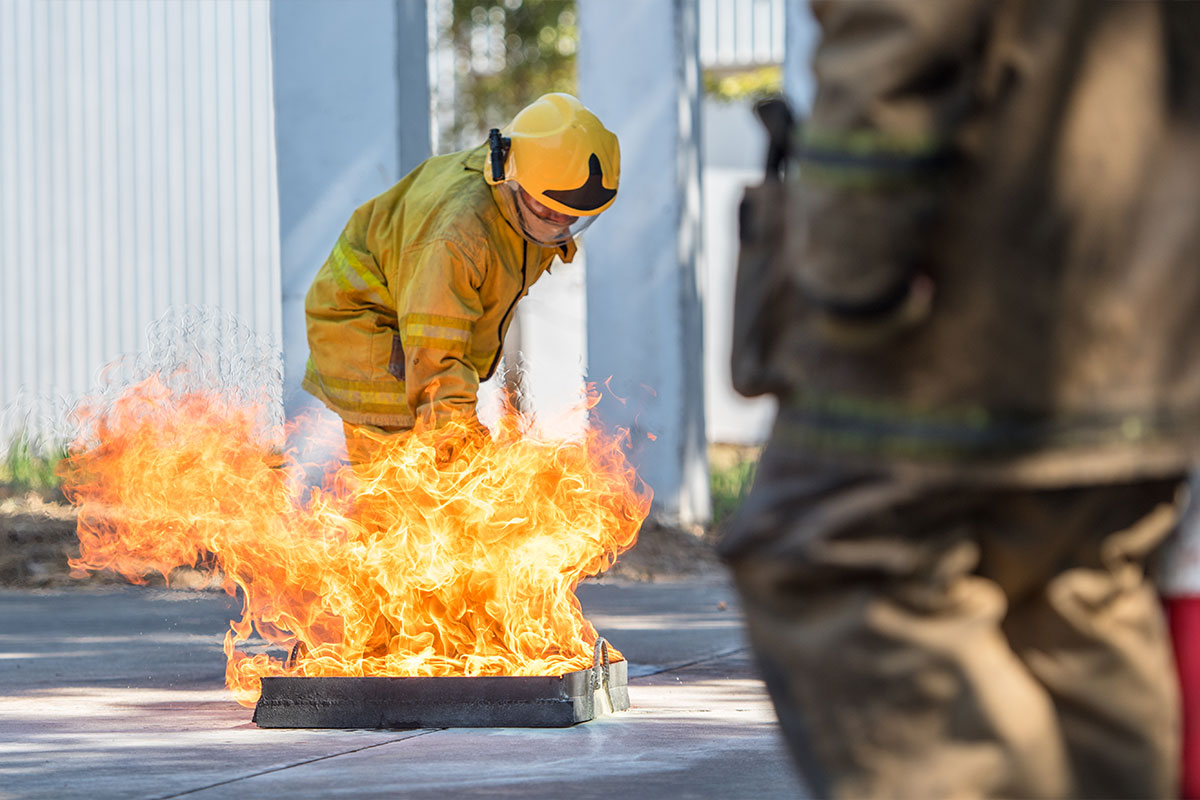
578, 0, 710, 525
0, 0, 281, 440
784, 0, 819, 111
700, 0, 785, 69
270, 0, 430, 417
497, 253, 590, 439
698, 0, 818, 445
702, 100, 776, 444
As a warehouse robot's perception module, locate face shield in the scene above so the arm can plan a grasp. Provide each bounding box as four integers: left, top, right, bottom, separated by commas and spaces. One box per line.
493, 181, 601, 247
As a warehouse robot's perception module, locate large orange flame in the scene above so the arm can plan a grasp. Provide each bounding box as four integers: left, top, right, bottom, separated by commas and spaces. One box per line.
61, 375, 651, 707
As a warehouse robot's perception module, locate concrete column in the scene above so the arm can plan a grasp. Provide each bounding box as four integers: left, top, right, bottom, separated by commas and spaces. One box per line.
784, 0, 819, 113
270, 0, 430, 414
395, 1, 433, 176
577, 0, 710, 525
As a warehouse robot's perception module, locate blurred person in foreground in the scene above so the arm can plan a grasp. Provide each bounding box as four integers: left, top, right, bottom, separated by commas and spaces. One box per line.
302, 93, 619, 463
724, 1, 1200, 797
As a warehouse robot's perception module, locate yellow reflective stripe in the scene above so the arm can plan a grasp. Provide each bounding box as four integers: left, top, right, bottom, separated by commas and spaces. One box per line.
402, 313, 471, 352
304, 360, 408, 415
310, 374, 406, 393
407, 324, 470, 343
330, 234, 391, 306
304, 384, 409, 416
342, 401, 415, 415
405, 335, 472, 351
319, 389, 408, 408
798, 167, 921, 189
798, 128, 949, 188
304, 359, 402, 393
336, 234, 388, 294
802, 128, 942, 157
326, 253, 356, 294
406, 313, 472, 330
786, 390, 990, 428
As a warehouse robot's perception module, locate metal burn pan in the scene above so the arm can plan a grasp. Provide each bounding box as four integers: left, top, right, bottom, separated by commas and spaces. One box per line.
253, 639, 628, 729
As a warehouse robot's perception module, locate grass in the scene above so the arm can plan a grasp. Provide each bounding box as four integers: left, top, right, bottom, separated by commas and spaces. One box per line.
709, 443, 761, 528
0, 434, 67, 495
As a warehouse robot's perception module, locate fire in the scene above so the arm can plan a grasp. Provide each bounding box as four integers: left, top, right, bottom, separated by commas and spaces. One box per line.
61, 375, 651, 707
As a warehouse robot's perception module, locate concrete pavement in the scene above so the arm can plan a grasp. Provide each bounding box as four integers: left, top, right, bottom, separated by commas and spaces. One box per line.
0, 580, 806, 799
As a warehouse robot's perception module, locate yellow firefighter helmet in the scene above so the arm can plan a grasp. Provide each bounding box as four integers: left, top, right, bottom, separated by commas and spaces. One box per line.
486, 93, 620, 244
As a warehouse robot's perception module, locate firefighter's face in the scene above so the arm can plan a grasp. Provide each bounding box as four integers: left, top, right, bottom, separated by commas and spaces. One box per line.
494, 180, 599, 247
518, 187, 578, 227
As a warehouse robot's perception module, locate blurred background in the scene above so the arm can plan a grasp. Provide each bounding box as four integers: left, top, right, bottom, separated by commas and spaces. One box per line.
0, 0, 819, 529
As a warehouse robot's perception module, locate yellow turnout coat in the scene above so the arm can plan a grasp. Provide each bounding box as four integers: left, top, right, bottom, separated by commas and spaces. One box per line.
303, 144, 575, 430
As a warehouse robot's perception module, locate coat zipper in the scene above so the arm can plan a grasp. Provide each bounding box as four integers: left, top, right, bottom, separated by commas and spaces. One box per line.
485, 240, 527, 380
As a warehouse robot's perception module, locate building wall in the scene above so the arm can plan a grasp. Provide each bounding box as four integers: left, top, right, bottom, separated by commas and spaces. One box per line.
698, 0, 816, 444
579, 0, 710, 523
270, 0, 429, 417
0, 0, 281, 439
700, 0, 785, 70
702, 100, 775, 444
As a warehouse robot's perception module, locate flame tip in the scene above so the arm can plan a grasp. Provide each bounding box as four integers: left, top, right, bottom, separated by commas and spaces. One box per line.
66, 370, 651, 701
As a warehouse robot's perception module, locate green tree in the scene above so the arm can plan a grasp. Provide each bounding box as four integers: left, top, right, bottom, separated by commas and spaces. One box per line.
441, 0, 577, 151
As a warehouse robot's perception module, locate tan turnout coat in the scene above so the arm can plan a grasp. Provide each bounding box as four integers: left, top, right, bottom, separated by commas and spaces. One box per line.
304, 145, 574, 430
735, 0, 1200, 484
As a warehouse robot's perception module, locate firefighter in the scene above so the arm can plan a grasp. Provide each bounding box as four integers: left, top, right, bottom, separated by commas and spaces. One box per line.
302, 93, 619, 463
724, 1, 1200, 797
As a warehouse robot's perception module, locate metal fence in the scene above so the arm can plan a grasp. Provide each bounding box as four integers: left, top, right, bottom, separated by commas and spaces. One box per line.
0, 0, 282, 440
699, 0, 785, 71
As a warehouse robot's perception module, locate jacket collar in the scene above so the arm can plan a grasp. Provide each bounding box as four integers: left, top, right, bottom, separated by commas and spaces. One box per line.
465, 144, 577, 262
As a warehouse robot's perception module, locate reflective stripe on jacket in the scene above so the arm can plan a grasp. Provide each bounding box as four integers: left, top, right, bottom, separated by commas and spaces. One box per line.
303, 144, 575, 429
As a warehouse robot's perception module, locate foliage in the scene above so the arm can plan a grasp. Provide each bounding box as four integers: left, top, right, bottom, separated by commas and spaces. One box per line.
709, 445, 760, 528
703, 65, 783, 104
1, 433, 66, 493
442, 0, 578, 151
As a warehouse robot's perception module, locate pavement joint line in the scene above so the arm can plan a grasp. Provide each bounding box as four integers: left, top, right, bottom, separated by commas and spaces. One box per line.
61, 648, 749, 800
146, 644, 750, 797
629, 644, 751, 680
148, 728, 443, 799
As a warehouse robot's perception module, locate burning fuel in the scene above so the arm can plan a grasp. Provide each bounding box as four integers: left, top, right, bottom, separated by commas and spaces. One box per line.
60, 374, 651, 707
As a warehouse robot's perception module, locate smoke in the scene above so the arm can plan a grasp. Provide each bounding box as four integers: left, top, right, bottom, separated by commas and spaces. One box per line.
2, 306, 284, 468
92, 305, 284, 429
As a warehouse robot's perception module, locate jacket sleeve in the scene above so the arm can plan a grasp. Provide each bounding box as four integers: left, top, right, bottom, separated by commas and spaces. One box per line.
793, 0, 995, 314
393, 239, 486, 429
304, 228, 413, 428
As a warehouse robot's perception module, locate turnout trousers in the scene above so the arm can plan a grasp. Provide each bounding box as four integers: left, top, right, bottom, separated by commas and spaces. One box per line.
723, 445, 1184, 799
